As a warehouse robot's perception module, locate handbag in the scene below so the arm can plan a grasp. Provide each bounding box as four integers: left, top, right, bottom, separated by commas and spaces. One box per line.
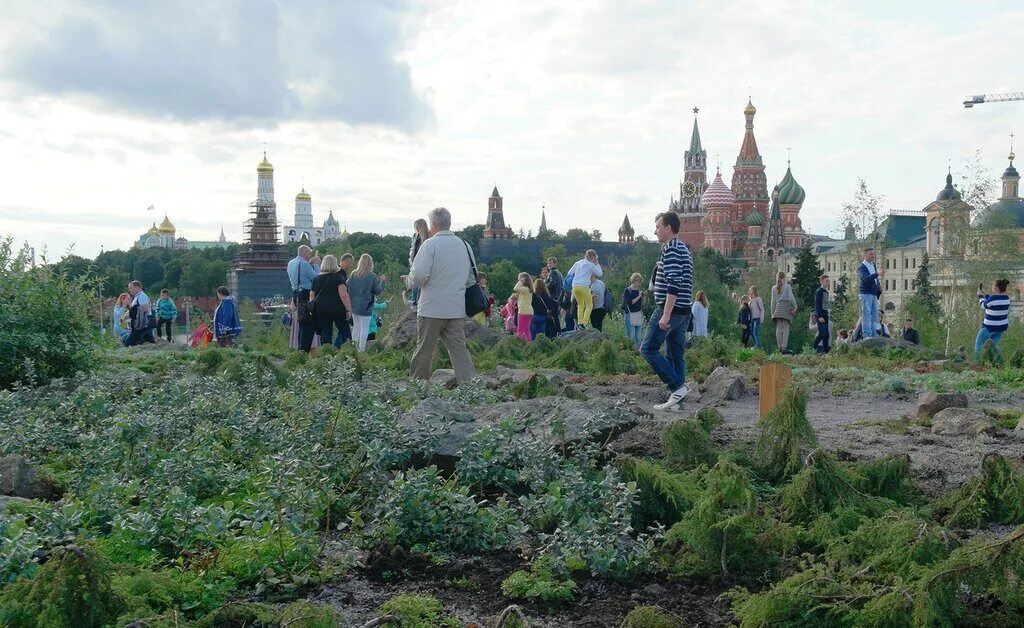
629, 310, 644, 327
463, 241, 488, 317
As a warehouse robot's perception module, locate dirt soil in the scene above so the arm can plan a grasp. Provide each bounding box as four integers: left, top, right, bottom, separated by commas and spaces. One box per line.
312, 547, 732, 627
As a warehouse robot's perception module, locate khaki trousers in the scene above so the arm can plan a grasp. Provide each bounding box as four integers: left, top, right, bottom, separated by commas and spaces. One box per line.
774, 319, 791, 352
409, 316, 476, 382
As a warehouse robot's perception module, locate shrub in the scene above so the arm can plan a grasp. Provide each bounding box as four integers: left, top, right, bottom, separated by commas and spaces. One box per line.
662, 460, 795, 581
193, 345, 228, 375
662, 419, 717, 472
552, 345, 586, 371
0, 544, 123, 627
617, 456, 701, 530
376, 466, 520, 553
621, 605, 686, 628
934, 454, 1024, 527
776, 451, 889, 524
500, 554, 577, 603
0, 238, 100, 387
509, 373, 558, 399
590, 340, 623, 375
378, 594, 459, 628
753, 385, 817, 483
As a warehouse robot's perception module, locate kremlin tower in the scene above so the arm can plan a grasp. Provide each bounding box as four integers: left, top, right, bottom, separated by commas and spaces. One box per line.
673, 108, 708, 250
730, 99, 769, 255
483, 186, 514, 239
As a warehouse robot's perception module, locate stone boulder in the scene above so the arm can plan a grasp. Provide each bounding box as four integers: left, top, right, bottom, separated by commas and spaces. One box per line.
0, 455, 61, 501
0, 495, 33, 514
383, 308, 502, 350
701, 367, 746, 403
854, 336, 945, 358
399, 396, 647, 470
931, 408, 995, 436
556, 327, 607, 347
916, 392, 968, 418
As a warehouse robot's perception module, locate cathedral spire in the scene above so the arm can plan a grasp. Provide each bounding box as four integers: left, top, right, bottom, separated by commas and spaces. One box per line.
737, 99, 762, 165
540, 209, 547, 232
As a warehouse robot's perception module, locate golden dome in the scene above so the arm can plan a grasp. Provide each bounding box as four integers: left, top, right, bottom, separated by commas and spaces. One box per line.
147, 222, 159, 236
158, 214, 175, 234
295, 187, 311, 201
257, 151, 274, 174
744, 98, 756, 116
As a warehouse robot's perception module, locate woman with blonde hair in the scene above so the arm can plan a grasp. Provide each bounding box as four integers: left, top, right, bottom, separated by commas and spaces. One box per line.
408, 219, 430, 309
566, 249, 602, 328
691, 290, 710, 337
622, 273, 645, 346
311, 254, 353, 350
347, 253, 386, 351
770, 271, 798, 353
511, 272, 534, 342
112, 292, 132, 345
747, 286, 764, 349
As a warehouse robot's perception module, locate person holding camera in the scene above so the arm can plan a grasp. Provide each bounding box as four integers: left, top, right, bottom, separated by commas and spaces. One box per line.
976, 278, 1011, 357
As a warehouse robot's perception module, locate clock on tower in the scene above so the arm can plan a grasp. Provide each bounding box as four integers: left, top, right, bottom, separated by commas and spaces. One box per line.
683, 180, 697, 197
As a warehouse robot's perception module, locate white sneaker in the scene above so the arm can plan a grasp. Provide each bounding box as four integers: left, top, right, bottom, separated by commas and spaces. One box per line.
653, 384, 689, 410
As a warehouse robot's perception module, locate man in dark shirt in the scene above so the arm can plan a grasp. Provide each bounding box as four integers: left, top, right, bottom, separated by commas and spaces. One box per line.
902, 318, 920, 345
814, 275, 830, 353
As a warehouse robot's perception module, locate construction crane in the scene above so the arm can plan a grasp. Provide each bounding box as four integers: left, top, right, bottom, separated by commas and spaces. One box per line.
963, 92, 1024, 108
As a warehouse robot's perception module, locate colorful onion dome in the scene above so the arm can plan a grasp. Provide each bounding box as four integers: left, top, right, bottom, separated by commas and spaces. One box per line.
257, 151, 274, 174
777, 166, 806, 205
746, 209, 764, 226
158, 214, 175, 234
700, 169, 736, 208
744, 98, 756, 116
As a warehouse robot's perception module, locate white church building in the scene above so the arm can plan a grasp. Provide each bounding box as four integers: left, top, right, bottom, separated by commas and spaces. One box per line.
284, 187, 341, 246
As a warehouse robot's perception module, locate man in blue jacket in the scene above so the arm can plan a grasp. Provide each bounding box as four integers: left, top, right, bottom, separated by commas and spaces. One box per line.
857, 247, 884, 339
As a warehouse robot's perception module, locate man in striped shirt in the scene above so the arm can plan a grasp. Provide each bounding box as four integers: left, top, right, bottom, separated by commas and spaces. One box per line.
975, 278, 1012, 357
642, 212, 694, 411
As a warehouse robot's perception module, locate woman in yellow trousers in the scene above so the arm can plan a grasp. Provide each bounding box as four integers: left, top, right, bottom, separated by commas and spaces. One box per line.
566, 250, 602, 329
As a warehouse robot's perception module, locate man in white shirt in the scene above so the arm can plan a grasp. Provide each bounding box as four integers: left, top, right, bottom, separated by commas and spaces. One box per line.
406, 207, 477, 382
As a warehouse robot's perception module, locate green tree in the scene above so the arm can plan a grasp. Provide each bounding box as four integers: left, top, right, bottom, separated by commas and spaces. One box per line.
481, 259, 519, 303
132, 250, 165, 290
791, 244, 823, 312
912, 252, 941, 315
694, 248, 739, 287
541, 244, 569, 267
840, 178, 886, 241
565, 228, 593, 241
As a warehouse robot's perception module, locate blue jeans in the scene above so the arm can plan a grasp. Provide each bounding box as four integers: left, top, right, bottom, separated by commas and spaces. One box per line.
530, 315, 546, 340
815, 316, 830, 353
860, 294, 879, 338
641, 308, 689, 392
625, 314, 643, 345
750, 319, 762, 348
975, 327, 1004, 357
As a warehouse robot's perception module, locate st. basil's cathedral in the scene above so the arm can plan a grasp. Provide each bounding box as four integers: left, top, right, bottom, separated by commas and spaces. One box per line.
670, 99, 806, 265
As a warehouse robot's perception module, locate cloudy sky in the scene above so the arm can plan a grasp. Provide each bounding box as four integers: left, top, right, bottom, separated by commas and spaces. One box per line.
1, 0, 1020, 258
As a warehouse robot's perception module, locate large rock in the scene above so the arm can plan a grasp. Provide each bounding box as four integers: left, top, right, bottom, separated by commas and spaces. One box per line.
0, 495, 33, 513
383, 308, 502, 350
916, 392, 968, 418
399, 396, 647, 469
556, 327, 607, 346
931, 408, 995, 436
854, 336, 945, 358
701, 367, 746, 403
0, 455, 61, 501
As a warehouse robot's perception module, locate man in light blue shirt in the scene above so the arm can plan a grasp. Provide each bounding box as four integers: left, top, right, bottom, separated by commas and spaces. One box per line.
287, 245, 318, 351
287, 245, 317, 291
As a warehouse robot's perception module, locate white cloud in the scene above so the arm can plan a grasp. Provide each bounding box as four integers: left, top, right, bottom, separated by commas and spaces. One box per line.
0, 0, 1021, 259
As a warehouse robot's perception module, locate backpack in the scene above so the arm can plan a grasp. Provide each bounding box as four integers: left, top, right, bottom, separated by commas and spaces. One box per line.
562, 272, 574, 293
603, 289, 614, 312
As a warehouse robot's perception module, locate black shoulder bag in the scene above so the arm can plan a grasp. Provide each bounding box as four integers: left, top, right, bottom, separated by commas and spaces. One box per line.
463, 241, 488, 317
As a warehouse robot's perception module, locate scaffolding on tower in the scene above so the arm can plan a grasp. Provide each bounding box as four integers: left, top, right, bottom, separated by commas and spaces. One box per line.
234, 197, 289, 271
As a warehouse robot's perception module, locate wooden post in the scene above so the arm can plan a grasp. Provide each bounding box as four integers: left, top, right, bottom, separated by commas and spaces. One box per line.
759, 363, 792, 418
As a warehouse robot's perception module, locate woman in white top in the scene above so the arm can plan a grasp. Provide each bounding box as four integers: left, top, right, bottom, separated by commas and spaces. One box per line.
691, 290, 709, 337
747, 286, 764, 349
566, 249, 602, 329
